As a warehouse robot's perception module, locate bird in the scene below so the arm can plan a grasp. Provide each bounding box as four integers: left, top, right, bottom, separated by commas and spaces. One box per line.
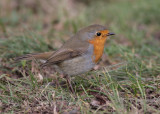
15, 24, 115, 92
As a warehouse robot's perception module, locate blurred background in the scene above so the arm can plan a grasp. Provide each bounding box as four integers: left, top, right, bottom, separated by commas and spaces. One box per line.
0, 0, 160, 59
0, 0, 160, 73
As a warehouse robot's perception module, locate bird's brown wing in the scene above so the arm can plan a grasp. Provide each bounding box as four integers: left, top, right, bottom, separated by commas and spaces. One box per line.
41, 38, 89, 67
41, 48, 87, 67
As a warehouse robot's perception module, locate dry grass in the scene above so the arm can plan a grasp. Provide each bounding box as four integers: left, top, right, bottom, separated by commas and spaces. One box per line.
0, 0, 160, 113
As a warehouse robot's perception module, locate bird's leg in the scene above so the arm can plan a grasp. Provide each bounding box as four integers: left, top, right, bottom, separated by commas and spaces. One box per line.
55, 73, 60, 88
64, 74, 75, 94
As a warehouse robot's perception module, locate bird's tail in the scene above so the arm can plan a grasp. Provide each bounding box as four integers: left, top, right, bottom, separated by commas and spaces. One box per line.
14, 52, 53, 62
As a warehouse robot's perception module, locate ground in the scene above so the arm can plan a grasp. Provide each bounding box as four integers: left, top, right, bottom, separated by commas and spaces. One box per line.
0, 0, 160, 113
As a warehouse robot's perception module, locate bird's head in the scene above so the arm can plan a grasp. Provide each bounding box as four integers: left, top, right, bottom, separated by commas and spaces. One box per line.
76, 24, 115, 41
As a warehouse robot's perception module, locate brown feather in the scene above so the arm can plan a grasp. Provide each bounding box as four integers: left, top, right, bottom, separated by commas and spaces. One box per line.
14, 52, 54, 61
40, 38, 89, 67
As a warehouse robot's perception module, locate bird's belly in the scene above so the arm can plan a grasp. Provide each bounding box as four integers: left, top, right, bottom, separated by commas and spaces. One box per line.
58, 54, 95, 76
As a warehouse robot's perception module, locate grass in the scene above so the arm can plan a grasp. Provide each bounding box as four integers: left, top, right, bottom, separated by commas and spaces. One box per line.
0, 0, 160, 113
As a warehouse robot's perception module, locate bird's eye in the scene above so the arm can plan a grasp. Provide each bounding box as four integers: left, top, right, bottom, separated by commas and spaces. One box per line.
96, 32, 101, 36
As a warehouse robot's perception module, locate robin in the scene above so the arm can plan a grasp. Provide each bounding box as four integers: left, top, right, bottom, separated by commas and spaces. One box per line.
15, 24, 115, 91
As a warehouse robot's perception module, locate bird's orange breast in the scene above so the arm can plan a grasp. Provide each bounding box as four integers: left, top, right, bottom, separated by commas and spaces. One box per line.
88, 37, 107, 63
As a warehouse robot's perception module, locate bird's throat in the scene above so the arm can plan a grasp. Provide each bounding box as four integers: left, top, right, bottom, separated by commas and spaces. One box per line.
88, 37, 107, 63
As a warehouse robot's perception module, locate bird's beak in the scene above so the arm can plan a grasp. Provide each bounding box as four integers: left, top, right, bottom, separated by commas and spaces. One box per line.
106, 32, 115, 36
